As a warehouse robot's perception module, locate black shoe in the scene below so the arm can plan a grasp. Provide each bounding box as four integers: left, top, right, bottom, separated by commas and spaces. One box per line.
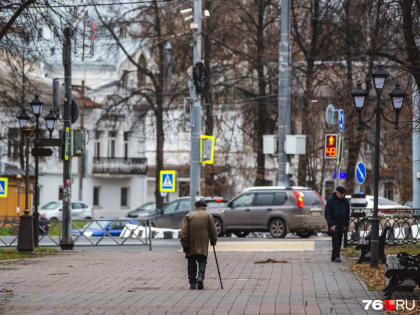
197, 276, 204, 290
190, 282, 197, 290
334, 257, 342, 262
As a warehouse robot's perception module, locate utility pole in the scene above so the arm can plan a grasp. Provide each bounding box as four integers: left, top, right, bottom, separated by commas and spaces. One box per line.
78, 80, 85, 201
189, 0, 202, 211
413, 80, 420, 214
277, 0, 291, 187
60, 26, 74, 250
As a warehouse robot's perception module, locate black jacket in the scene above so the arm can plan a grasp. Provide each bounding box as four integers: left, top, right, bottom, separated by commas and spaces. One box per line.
325, 193, 350, 232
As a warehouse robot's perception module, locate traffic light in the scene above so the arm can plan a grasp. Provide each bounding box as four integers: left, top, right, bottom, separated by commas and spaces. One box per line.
325, 134, 338, 159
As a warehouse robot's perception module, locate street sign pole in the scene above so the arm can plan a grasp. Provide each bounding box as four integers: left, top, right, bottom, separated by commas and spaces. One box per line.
60, 27, 74, 250
336, 110, 344, 188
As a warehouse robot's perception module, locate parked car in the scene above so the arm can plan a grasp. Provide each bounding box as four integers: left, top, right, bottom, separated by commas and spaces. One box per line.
150, 197, 227, 229
40, 201, 94, 221
347, 195, 412, 215
72, 219, 138, 237
127, 202, 157, 218
207, 186, 327, 238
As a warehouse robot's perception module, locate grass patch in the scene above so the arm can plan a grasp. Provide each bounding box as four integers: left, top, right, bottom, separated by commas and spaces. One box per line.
346, 244, 420, 314
0, 247, 59, 260
0, 221, 87, 236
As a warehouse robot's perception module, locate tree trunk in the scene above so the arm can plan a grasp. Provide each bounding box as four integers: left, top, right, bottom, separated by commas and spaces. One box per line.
203, 0, 215, 196
153, 0, 165, 209
254, 0, 267, 186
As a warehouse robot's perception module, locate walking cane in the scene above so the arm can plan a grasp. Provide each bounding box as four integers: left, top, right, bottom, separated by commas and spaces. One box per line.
213, 246, 223, 289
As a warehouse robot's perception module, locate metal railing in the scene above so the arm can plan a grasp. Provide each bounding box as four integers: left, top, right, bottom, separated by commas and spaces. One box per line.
345, 208, 420, 246
0, 218, 153, 250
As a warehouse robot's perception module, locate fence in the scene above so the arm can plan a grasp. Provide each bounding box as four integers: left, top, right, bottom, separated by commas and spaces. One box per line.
345, 208, 420, 247
0, 218, 153, 250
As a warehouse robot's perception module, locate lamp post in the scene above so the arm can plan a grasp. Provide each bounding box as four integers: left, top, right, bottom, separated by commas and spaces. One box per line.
351, 66, 405, 267
16, 123, 34, 253
30, 95, 43, 247
16, 96, 57, 247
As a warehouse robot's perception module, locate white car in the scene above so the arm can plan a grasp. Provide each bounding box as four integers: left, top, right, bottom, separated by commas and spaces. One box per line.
40, 201, 94, 221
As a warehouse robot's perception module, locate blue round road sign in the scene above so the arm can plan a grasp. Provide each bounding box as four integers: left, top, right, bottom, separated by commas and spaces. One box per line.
355, 161, 366, 185
338, 109, 344, 133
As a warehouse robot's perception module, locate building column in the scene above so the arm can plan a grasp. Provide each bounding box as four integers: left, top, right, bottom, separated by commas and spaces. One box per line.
100, 131, 107, 158
116, 129, 124, 158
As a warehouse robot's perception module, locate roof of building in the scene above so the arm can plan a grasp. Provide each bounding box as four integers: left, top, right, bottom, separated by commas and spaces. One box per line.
0, 163, 34, 177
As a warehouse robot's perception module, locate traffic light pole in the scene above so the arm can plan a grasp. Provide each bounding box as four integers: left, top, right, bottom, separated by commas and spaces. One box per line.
189, 0, 202, 212
60, 27, 74, 250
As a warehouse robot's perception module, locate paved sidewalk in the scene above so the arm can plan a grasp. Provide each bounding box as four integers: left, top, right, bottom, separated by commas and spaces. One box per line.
0, 248, 380, 314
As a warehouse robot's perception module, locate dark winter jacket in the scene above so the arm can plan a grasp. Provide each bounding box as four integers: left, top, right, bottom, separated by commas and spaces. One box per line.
325, 192, 350, 232
180, 208, 218, 258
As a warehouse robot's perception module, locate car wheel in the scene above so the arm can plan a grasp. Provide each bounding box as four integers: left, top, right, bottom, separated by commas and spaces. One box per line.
50, 217, 58, 222
234, 231, 249, 238
296, 231, 313, 238
213, 217, 224, 237
85, 217, 92, 220
269, 219, 287, 238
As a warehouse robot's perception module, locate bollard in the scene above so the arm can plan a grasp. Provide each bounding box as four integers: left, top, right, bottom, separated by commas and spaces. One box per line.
17, 210, 34, 253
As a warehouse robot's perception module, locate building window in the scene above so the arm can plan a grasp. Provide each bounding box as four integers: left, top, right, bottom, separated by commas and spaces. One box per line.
93, 186, 101, 206
7, 128, 20, 159
121, 187, 129, 207
94, 131, 101, 158
108, 131, 116, 158
384, 182, 393, 200
124, 131, 129, 159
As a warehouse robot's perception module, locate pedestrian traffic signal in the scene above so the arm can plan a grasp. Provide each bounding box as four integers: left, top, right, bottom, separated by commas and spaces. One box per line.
325, 134, 338, 159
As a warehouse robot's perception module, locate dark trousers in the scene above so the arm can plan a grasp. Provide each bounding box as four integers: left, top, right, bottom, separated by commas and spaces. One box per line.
331, 231, 343, 261
188, 254, 207, 285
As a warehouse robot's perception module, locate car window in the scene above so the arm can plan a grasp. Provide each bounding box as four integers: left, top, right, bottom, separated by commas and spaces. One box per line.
109, 221, 128, 230
85, 221, 110, 230
163, 201, 179, 214
206, 201, 227, 208
71, 203, 82, 209
232, 193, 255, 208
274, 192, 287, 206
301, 191, 323, 206
41, 202, 60, 210
254, 193, 274, 206
142, 203, 155, 211
81, 203, 89, 209
178, 199, 191, 211
378, 197, 400, 206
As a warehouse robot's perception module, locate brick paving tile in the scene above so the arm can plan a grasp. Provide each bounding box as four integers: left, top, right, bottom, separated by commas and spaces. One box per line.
0, 247, 381, 314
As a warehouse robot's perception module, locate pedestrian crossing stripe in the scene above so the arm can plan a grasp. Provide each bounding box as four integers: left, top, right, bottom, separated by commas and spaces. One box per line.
0, 178, 8, 198
159, 171, 176, 193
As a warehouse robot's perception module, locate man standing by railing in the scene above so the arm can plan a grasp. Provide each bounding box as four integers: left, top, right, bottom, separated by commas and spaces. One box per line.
325, 186, 350, 262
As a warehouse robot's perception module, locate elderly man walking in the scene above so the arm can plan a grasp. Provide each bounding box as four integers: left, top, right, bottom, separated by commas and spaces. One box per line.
325, 186, 350, 262
180, 200, 218, 290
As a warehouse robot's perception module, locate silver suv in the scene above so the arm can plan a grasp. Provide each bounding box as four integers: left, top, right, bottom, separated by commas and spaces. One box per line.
207, 187, 327, 238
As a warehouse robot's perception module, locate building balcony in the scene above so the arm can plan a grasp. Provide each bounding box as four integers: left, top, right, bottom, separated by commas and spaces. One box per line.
92, 157, 147, 175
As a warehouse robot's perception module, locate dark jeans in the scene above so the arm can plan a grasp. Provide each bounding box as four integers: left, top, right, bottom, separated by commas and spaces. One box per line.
331, 231, 344, 261
188, 254, 207, 285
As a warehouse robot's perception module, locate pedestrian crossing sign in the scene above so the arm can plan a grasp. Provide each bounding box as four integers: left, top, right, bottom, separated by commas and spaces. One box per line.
0, 177, 8, 198
160, 171, 176, 193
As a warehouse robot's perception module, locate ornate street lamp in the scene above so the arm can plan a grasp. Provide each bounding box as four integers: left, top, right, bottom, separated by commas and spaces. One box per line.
44, 110, 57, 138
389, 84, 405, 128
17, 110, 30, 129
351, 67, 406, 268
351, 82, 368, 117
372, 66, 389, 92
30, 95, 44, 117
